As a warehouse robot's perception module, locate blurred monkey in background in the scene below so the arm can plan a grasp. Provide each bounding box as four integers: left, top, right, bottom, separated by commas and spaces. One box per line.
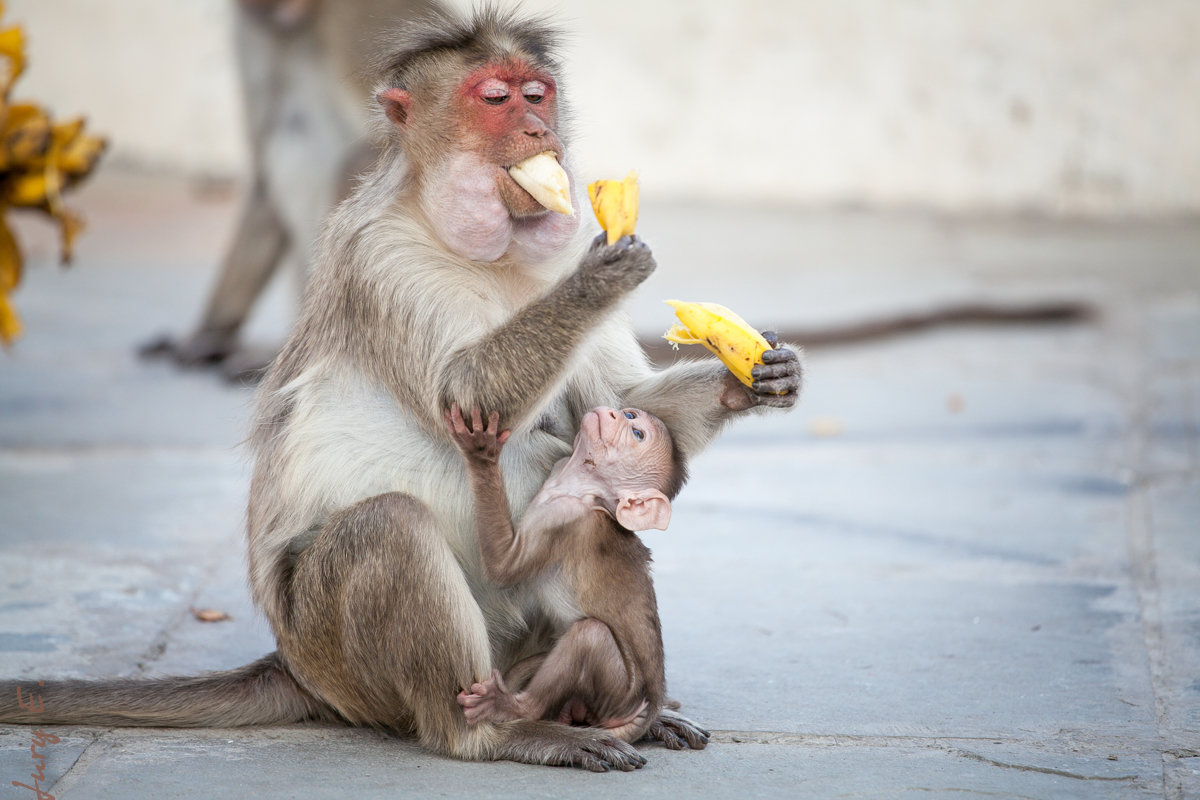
142, 0, 434, 379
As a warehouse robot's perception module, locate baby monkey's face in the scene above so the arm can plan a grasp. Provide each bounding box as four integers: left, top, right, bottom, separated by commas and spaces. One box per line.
576, 407, 673, 491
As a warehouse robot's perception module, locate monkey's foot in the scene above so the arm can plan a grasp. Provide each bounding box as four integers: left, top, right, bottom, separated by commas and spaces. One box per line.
556, 696, 591, 725
138, 330, 236, 367
645, 707, 710, 750
592, 699, 655, 744
492, 720, 647, 773
458, 669, 524, 726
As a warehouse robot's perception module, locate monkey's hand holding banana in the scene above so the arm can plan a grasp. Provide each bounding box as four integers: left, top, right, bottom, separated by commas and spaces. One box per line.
572, 233, 657, 301
578, 173, 652, 296
664, 300, 801, 411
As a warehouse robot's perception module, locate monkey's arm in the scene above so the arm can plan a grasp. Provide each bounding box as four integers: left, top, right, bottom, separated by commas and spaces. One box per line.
621, 332, 802, 461
468, 467, 573, 587
477, 497, 575, 587
440, 235, 655, 430
448, 406, 560, 586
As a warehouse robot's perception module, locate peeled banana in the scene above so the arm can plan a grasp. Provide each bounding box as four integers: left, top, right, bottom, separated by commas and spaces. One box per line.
587, 171, 639, 245
663, 300, 771, 388
508, 151, 573, 215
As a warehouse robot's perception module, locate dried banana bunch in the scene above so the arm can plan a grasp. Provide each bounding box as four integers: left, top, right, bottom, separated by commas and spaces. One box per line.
664, 300, 771, 388
0, 5, 106, 345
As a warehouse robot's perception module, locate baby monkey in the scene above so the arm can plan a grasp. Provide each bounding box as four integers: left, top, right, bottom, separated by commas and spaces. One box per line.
445, 403, 707, 748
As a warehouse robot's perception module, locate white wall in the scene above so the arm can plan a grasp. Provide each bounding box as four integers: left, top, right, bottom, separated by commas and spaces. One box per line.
7, 0, 1200, 216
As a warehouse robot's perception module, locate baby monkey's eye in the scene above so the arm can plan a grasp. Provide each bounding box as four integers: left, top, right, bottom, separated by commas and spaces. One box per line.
623, 410, 637, 419
632, 428, 645, 441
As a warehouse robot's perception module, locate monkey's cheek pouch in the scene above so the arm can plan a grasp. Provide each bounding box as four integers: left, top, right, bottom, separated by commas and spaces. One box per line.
663, 300, 771, 388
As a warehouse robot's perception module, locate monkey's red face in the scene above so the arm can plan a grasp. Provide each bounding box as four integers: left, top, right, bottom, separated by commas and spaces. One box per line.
455, 62, 565, 217
377, 57, 579, 259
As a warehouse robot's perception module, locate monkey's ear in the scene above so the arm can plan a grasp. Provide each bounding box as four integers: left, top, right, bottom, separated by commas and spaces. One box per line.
377, 88, 413, 128
615, 490, 672, 532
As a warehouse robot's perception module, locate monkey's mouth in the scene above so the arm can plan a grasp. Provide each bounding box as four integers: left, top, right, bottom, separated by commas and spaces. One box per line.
580, 408, 605, 445
507, 152, 574, 216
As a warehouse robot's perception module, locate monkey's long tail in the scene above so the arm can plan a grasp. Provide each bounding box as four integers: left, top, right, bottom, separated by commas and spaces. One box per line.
0, 652, 329, 727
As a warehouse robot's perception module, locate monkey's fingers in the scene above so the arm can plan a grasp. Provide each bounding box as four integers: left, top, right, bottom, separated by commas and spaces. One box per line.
752, 346, 801, 402
753, 377, 799, 398
448, 403, 471, 436
754, 391, 798, 409
648, 708, 710, 751
488, 668, 510, 694
580, 737, 646, 773
761, 344, 797, 364
751, 360, 797, 382
651, 723, 687, 750
485, 410, 502, 436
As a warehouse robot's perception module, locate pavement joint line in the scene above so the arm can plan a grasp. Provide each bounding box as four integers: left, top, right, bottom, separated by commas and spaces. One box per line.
1122, 310, 1179, 800
128, 547, 234, 679
949, 748, 1138, 782
47, 729, 109, 797
1126, 484, 1168, 738
713, 732, 1022, 746
709, 731, 1156, 751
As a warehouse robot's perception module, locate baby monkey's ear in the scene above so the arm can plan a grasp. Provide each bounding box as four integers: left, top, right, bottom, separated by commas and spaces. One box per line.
615, 490, 672, 532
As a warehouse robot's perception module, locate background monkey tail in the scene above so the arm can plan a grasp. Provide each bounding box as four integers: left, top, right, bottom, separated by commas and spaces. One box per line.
0, 652, 330, 728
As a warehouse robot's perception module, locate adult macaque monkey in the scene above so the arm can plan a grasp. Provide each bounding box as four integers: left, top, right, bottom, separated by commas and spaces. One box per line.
0, 6, 800, 771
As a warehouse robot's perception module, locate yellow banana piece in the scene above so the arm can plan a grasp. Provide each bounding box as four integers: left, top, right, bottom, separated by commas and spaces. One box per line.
587, 171, 639, 246
663, 300, 771, 388
508, 151, 573, 215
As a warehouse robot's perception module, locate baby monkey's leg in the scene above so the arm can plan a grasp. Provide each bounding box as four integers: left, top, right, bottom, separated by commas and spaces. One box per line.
458, 618, 636, 728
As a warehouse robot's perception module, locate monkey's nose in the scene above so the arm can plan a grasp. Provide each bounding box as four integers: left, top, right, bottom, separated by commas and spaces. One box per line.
522, 112, 548, 137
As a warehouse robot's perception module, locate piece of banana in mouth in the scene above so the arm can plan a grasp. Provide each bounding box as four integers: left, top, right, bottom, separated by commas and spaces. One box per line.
508, 151, 574, 216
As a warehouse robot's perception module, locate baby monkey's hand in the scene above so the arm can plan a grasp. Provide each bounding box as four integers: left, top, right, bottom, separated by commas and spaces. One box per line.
445, 403, 511, 464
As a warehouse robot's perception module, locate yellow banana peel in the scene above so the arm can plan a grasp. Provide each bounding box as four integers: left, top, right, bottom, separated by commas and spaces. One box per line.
587, 171, 638, 246
663, 300, 771, 388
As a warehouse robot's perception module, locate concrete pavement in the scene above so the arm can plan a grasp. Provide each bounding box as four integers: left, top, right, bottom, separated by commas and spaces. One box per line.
1, 171, 1198, 798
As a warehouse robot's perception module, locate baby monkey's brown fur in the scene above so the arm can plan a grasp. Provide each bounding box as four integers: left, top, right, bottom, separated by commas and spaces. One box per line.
446, 404, 706, 748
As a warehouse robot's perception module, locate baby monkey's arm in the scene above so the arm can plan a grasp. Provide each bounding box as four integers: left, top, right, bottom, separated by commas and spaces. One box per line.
445, 403, 558, 585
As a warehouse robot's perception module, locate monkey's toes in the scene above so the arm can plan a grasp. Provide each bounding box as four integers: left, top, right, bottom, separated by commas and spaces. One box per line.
580, 737, 646, 772
648, 709, 711, 751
